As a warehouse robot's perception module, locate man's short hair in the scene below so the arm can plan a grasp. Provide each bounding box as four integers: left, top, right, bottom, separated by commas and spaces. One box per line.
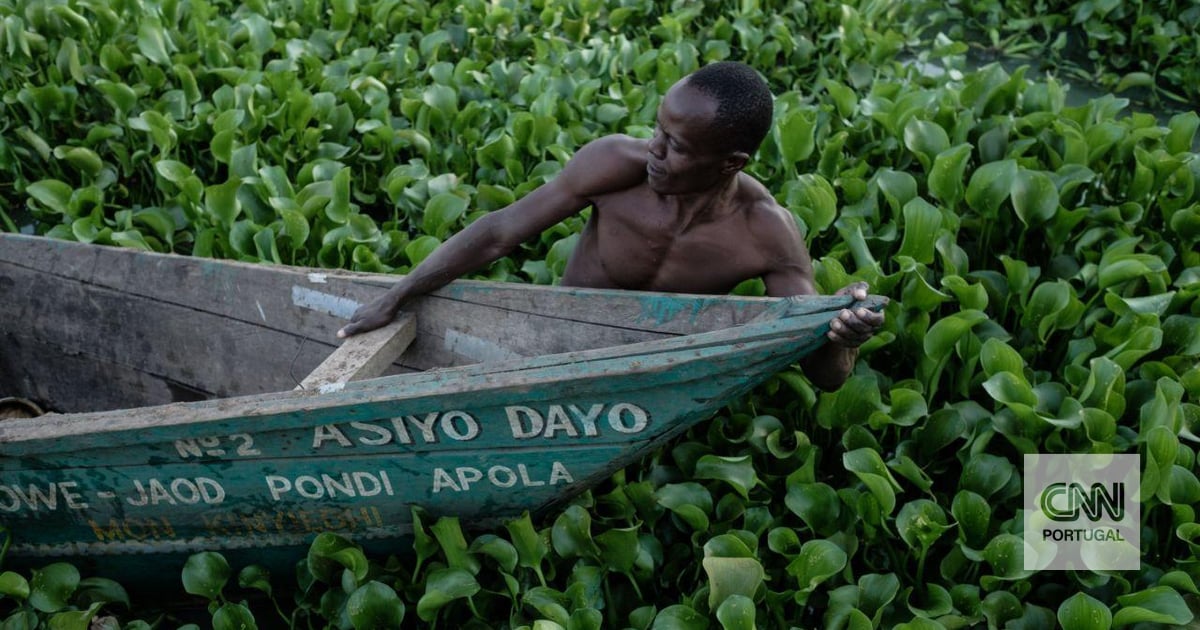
686, 61, 774, 156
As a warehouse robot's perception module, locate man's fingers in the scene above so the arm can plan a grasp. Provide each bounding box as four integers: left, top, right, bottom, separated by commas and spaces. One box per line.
833, 281, 870, 299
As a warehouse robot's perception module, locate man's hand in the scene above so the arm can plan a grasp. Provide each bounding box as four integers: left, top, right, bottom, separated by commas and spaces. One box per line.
337, 294, 401, 339
827, 281, 884, 348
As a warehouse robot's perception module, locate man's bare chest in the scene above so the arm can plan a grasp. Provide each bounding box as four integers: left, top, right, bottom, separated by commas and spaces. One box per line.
584, 196, 766, 292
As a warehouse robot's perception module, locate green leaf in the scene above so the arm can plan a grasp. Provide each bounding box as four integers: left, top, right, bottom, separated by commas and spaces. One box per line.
651, 604, 709, 630
895, 197, 941, 264
48, 602, 103, 630
423, 84, 459, 118
155, 159, 194, 184
1166, 112, 1199, 155
1112, 586, 1193, 626
961, 454, 1016, 500
55, 146, 103, 176
787, 539, 847, 591
29, 563, 79, 613
980, 338, 1026, 380
982, 534, 1033, 580
904, 119, 950, 170
657, 482, 713, 532
552, 505, 600, 560
0, 572, 30, 599
784, 481, 841, 533
923, 310, 989, 361
965, 159, 1017, 216
704, 557, 763, 611
785, 174, 838, 235
347, 581, 405, 629
236, 566, 272, 597
779, 107, 817, 164
423, 193, 469, 240
137, 17, 171, 65
843, 448, 900, 514
205, 179, 242, 226
211, 603, 257, 630
416, 568, 480, 622
430, 515, 480, 575
26, 179, 73, 215
1022, 280, 1084, 342
817, 375, 885, 430
983, 371, 1038, 407
896, 499, 951, 550
928, 143, 972, 207
307, 533, 367, 585
952, 490, 992, 549
1057, 592, 1112, 630
694, 455, 757, 499
470, 534, 519, 574
1011, 168, 1059, 226
326, 167, 353, 223
506, 512, 548, 582
715, 594, 755, 630
182, 552, 229, 601
253, 227, 281, 263
405, 235, 441, 266
523, 587, 570, 626
877, 169, 918, 213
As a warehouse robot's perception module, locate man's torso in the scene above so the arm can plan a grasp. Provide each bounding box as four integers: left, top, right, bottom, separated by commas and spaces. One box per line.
560, 171, 784, 294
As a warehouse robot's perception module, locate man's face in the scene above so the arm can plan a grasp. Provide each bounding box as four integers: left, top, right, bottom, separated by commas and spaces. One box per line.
645, 81, 738, 195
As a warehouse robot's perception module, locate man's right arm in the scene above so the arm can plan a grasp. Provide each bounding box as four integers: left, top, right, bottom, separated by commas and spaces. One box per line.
338, 134, 648, 337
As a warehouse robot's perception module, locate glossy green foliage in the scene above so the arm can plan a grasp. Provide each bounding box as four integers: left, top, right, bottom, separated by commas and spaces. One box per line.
1, 0, 1199, 628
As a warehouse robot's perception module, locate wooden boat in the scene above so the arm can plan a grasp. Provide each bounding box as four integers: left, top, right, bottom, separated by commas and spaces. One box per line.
0, 233, 884, 585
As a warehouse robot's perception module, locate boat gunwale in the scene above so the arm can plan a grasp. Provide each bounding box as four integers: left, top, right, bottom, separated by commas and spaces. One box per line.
0, 294, 883, 454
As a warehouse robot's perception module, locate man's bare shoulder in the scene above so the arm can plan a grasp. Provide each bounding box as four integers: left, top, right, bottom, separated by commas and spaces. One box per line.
736, 176, 801, 238
735, 175, 811, 262
561, 134, 650, 198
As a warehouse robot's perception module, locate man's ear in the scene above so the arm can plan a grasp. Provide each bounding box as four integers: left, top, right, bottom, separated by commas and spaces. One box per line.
721, 151, 750, 175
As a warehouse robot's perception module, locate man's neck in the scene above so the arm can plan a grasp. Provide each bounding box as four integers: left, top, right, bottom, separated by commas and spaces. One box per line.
664, 174, 740, 231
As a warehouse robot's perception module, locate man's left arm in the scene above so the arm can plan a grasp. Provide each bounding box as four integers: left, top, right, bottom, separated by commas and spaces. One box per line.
756, 207, 884, 390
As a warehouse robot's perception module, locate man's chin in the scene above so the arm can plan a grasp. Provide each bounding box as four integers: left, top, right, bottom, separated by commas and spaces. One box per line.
646, 175, 676, 195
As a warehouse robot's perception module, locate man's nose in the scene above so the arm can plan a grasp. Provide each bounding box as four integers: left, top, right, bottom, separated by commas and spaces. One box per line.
648, 130, 666, 159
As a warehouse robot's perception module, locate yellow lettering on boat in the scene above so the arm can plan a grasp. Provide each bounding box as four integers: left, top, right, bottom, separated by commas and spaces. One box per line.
87, 516, 175, 542
201, 506, 385, 536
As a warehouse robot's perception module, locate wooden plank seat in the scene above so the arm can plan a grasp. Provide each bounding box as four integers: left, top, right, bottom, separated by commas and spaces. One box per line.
295, 314, 417, 392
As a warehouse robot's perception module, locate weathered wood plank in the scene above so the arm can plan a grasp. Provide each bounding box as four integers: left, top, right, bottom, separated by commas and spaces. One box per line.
0, 264, 335, 411
0, 234, 889, 591
297, 314, 417, 391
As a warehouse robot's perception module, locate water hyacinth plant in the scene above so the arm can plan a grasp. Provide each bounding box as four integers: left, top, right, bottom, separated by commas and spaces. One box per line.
2, 0, 1199, 627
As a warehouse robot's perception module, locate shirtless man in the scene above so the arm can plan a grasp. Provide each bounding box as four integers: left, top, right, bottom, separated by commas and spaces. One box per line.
338, 61, 883, 390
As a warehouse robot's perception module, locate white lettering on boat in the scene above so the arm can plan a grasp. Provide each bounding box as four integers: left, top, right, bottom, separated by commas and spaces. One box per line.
506, 403, 649, 439
0, 481, 89, 512
313, 411, 481, 448
125, 477, 226, 507
175, 433, 261, 458
431, 461, 574, 493
264, 470, 395, 501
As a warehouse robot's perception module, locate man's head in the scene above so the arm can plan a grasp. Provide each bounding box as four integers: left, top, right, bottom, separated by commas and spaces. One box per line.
646, 62, 774, 195
685, 61, 774, 156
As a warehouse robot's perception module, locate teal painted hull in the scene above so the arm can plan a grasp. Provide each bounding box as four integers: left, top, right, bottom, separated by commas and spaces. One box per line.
0, 234, 885, 586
